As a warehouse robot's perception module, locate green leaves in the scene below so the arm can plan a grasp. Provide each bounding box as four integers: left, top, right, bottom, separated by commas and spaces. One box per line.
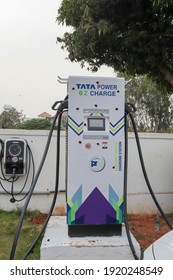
153, 0, 173, 9
57, 0, 173, 89
0, 105, 24, 129
124, 74, 173, 132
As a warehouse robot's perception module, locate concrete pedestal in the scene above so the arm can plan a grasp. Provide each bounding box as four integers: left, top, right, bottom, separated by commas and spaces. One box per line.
40, 216, 140, 260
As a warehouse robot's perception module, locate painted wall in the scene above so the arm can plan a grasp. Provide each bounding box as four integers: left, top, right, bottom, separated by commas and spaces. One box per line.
0, 129, 173, 214
0, 129, 66, 213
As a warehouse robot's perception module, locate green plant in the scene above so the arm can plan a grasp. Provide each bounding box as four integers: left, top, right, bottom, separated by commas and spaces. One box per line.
0, 209, 46, 260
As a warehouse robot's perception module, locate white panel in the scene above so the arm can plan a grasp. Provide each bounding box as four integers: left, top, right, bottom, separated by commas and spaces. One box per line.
67, 76, 125, 225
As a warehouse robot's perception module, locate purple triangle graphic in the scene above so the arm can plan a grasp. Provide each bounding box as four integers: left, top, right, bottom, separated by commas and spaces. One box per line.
76, 187, 116, 224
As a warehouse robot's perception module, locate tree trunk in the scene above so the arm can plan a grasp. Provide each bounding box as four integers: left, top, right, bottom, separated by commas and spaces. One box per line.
158, 64, 173, 87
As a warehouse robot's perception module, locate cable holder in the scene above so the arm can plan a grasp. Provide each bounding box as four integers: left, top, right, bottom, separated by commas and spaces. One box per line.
52, 100, 68, 112
57, 76, 68, 84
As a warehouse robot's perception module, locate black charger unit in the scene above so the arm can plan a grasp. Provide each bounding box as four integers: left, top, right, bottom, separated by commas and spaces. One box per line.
3, 138, 27, 176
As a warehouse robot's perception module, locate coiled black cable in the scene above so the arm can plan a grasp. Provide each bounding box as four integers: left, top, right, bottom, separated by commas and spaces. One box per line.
129, 110, 172, 231
124, 108, 143, 260
22, 112, 62, 259
10, 145, 35, 202
10, 98, 68, 260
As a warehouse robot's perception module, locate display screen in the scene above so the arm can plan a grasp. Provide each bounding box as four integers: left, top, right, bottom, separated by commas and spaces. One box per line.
87, 117, 105, 131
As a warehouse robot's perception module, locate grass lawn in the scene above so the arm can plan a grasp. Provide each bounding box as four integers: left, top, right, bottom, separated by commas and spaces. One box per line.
0, 209, 46, 260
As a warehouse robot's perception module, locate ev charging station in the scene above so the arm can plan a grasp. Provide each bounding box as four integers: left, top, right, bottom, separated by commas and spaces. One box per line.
10, 75, 172, 260
67, 76, 125, 237
40, 76, 140, 260
39, 76, 141, 260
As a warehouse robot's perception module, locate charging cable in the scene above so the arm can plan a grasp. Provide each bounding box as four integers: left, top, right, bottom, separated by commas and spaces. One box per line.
10, 97, 68, 260
128, 106, 172, 230
22, 111, 63, 259
124, 104, 143, 260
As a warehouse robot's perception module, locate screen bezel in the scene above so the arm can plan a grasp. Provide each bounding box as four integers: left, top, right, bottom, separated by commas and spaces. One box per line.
87, 117, 106, 131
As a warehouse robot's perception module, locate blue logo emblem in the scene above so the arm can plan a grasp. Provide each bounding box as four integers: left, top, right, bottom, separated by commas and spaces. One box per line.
91, 160, 98, 167
89, 156, 105, 172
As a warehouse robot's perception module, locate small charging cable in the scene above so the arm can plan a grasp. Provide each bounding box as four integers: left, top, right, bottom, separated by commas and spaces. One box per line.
10, 167, 17, 203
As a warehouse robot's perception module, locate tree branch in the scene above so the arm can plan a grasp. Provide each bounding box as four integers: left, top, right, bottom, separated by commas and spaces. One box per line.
153, 33, 173, 38
158, 64, 173, 87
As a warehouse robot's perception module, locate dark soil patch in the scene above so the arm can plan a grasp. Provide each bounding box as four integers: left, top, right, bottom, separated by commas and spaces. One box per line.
128, 214, 173, 250
29, 212, 173, 251
29, 213, 48, 225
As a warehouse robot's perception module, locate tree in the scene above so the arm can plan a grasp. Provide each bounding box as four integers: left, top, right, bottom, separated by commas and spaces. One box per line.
124, 74, 173, 132
16, 116, 67, 130
0, 105, 24, 128
57, 0, 173, 90
17, 118, 52, 130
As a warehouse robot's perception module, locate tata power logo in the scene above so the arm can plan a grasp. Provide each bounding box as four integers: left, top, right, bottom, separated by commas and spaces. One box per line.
76, 84, 96, 90
75, 83, 118, 96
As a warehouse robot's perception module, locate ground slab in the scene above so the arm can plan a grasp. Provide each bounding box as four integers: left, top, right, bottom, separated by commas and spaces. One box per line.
40, 216, 140, 260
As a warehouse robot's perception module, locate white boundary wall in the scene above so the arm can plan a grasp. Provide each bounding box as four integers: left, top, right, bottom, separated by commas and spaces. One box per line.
0, 129, 173, 214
